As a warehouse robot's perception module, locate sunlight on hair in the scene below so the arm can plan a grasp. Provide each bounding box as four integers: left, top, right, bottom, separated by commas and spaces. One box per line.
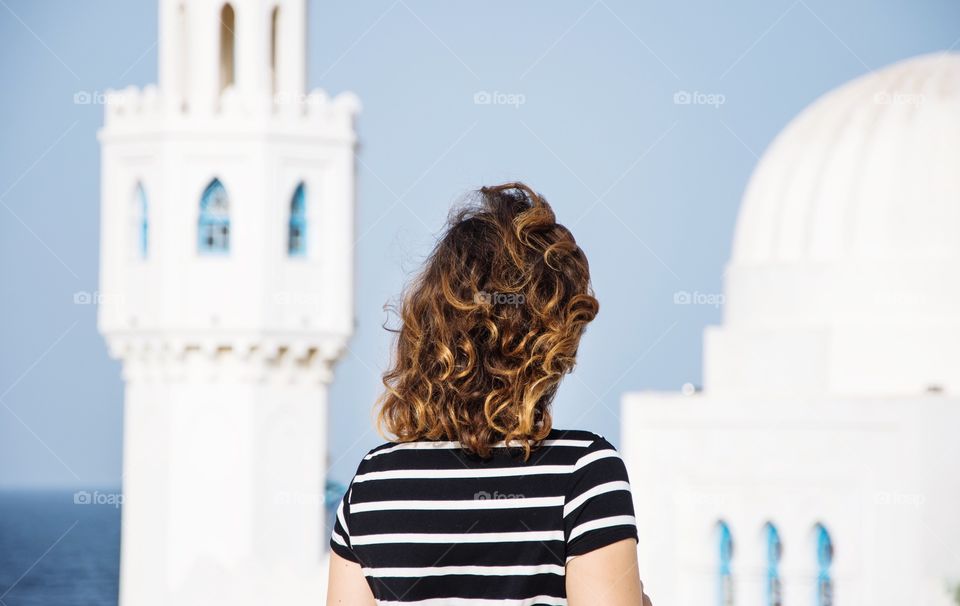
376, 183, 599, 459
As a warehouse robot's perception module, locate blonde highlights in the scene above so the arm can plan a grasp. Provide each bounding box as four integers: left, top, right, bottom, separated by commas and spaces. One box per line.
376, 183, 599, 458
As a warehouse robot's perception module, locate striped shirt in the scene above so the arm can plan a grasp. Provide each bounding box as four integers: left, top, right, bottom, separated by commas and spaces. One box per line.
330, 429, 638, 605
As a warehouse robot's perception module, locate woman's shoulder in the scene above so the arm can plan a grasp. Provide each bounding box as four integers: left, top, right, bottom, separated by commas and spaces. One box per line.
348, 429, 621, 476
546, 428, 620, 453
351, 439, 420, 475
360, 429, 620, 452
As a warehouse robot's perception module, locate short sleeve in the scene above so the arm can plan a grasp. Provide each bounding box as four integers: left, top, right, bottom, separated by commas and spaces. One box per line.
329, 484, 360, 563
563, 435, 638, 559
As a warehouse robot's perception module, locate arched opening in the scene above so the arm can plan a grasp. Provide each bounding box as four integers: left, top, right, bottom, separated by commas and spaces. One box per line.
814, 524, 834, 606
133, 182, 148, 259
763, 522, 783, 606
269, 6, 280, 96
177, 3, 188, 111
716, 520, 734, 606
288, 182, 307, 256
198, 178, 230, 254
218, 4, 236, 93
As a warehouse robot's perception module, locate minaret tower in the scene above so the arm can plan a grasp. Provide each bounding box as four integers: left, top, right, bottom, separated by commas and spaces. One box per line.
97, 1, 359, 604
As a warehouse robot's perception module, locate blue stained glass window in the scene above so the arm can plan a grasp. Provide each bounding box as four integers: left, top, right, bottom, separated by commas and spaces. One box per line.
815, 524, 834, 606
135, 182, 148, 258
288, 182, 306, 256
764, 523, 783, 606
199, 178, 230, 254
717, 521, 734, 606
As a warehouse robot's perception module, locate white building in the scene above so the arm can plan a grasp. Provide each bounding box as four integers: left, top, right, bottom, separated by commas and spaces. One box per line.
97, 1, 359, 604
622, 53, 960, 606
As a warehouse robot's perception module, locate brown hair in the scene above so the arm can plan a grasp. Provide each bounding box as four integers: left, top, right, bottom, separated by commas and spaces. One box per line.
375, 183, 599, 458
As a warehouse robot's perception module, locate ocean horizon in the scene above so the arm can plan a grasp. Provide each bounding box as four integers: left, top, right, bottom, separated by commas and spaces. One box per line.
0, 489, 121, 605
0, 487, 343, 605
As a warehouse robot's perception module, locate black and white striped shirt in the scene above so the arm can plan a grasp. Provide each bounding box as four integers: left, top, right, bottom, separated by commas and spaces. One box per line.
330, 429, 638, 605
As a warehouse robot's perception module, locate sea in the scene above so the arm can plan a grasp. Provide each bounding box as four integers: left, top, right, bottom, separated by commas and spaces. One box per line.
0, 490, 120, 606
0, 486, 344, 605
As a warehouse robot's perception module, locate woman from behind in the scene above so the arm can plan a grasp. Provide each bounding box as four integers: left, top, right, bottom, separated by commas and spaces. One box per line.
327, 183, 651, 606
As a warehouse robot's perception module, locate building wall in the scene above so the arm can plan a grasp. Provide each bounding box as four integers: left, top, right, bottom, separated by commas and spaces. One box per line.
118, 354, 330, 606
620, 392, 960, 606
98, 2, 360, 604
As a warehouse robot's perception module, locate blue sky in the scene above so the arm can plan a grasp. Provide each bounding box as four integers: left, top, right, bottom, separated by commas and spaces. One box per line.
1, 0, 958, 488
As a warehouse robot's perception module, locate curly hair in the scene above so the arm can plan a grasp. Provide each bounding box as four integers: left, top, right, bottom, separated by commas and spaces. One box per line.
375, 182, 599, 459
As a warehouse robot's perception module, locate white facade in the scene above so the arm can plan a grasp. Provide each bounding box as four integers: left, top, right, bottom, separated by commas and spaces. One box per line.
623, 53, 960, 606
97, 1, 359, 604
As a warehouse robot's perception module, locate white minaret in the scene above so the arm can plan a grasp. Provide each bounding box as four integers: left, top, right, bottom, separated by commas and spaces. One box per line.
97, 1, 359, 604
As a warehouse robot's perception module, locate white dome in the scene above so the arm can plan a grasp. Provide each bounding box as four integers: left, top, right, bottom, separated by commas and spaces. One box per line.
734, 52, 960, 264
706, 53, 960, 397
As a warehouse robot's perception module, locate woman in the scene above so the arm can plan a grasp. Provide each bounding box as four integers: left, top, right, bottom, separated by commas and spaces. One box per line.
327, 183, 650, 605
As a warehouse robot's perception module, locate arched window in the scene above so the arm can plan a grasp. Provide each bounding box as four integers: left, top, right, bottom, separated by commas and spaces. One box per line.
717, 521, 734, 606
764, 523, 783, 606
219, 4, 235, 93
134, 182, 148, 258
199, 178, 230, 254
269, 6, 279, 96
288, 182, 306, 256
815, 524, 834, 606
